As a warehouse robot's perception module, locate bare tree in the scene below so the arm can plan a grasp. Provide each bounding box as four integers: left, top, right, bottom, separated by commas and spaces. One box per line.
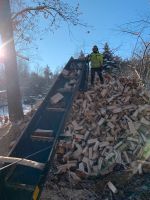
0, 0, 24, 121
10, 0, 84, 53
118, 19, 150, 87
0, 0, 84, 121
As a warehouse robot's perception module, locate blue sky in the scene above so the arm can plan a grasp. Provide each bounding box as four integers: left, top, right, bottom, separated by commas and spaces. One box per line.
2, 0, 150, 73
35, 0, 150, 72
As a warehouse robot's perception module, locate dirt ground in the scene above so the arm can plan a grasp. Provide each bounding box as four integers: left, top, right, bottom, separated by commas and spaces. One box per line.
40, 169, 150, 200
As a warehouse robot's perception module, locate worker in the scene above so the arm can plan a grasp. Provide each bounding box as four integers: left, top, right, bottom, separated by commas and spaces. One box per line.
88, 45, 104, 85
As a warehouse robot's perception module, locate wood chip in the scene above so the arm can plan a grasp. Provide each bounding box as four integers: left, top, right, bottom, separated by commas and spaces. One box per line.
99, 141, 109, 148
140, 117, 150, 126
51, 93, 64, 104
72, 120, 83, 131
89, 147, 93, 160
69, 171, 81, 182
87, 138, 98, 145
107, 181, 118, 194
101, 89, 108, 97
128, 121, 137, 135
107, 122, 115, 129
98, 118, 105, 126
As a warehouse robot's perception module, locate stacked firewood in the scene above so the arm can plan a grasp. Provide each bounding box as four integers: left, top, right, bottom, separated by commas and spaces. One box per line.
55, 76, 150, 180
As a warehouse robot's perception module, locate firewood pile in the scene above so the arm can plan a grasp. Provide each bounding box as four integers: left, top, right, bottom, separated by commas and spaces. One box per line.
55, 76, 150, 181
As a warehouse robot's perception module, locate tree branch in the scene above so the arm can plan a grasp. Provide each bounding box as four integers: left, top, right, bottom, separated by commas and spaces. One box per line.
12, 5, 48, 20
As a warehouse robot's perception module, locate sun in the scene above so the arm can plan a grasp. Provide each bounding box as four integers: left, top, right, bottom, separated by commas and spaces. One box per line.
0, 46, 4, 62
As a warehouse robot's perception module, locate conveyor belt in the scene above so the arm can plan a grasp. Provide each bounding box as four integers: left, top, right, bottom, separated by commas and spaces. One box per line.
0, 57, 89, 200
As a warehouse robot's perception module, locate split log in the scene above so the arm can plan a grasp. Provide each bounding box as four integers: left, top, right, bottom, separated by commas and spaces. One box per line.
50, 93, 64, 104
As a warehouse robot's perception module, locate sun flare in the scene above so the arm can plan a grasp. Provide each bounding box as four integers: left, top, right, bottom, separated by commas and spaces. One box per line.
0, 46, 4, 61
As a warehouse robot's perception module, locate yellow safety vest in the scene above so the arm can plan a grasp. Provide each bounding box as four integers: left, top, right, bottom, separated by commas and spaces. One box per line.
89, 52, 103, 68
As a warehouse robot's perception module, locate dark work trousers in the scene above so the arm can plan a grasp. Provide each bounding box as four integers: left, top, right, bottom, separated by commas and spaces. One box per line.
91, 68, 104, 85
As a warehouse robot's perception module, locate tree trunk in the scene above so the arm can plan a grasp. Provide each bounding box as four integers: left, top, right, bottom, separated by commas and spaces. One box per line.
0, 0, 24, 121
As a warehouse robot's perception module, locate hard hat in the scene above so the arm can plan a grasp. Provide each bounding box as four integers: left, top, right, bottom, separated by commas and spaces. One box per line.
92, 45, 98, 51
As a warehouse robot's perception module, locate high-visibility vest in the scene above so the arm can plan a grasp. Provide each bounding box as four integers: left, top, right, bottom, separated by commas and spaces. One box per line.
89, 52, 103, 68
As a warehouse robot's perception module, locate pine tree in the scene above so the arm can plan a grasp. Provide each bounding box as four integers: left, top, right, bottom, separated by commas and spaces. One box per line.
103, 43, 122, 74
103, 43, 113, 63
103, 43, 118, 72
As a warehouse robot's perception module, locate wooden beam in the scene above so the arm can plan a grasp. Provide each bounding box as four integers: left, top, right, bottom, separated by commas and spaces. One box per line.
0, 156, 45, 170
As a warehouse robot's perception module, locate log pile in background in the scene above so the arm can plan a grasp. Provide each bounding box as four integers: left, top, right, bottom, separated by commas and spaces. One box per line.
56, 77, 150, 180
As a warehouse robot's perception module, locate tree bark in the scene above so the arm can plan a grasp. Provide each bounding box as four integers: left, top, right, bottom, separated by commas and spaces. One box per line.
0, 0, 23, 121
